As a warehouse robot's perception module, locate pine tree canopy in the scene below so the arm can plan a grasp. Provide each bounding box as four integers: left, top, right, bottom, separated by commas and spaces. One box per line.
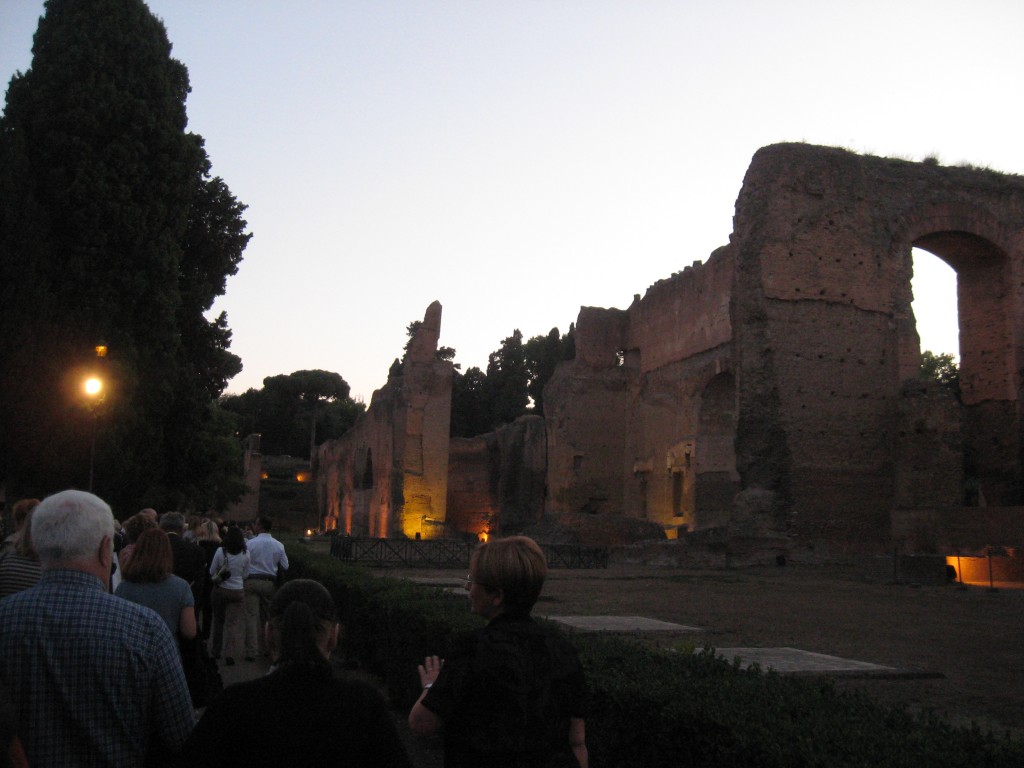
0, 0, 251, 514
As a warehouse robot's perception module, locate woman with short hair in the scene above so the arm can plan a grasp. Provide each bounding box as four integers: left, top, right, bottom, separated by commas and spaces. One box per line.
410, 535, 590, 768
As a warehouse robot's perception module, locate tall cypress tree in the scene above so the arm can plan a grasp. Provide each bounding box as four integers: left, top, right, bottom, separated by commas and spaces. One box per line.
0, 0, 250, 514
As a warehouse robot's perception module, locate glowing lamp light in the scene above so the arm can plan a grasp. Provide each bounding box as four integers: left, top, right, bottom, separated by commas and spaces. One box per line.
306, 529, 314, 537
295, 471, 311, 483
479, 531, 489, 542
84, 377, 103, 397
94, 345, 108, 358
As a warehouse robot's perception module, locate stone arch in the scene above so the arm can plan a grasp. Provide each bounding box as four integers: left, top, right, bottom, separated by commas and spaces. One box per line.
694, 371, 739, 529
893, 203, 1022, 504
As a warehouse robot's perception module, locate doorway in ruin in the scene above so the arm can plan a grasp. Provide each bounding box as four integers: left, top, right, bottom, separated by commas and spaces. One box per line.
909, 232, 1020, 505
694, 372, 739, 528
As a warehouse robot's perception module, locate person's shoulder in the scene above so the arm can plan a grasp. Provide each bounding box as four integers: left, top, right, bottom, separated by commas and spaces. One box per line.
166, 573, 193, 593
0, 581, 38, 614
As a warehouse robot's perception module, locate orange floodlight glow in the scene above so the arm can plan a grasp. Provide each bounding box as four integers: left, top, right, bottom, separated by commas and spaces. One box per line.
84, 377, 102, 397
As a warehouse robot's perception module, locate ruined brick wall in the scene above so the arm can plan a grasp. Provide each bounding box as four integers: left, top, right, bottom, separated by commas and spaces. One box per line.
546, 143, 1024, 549
316, 389, 397, 537
225, 434, 262, 521
732, 144, 1024, 543
546, 248, 736, 534
316, 302, 452, 539
623, 251, 737, 533
445, 416, 547, 538
318, 144, 1024, 552
544, 308, 630, 518
445, 436, 497, 537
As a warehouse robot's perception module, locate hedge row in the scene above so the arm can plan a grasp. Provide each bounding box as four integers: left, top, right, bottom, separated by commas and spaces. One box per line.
286, 544, 1024, 768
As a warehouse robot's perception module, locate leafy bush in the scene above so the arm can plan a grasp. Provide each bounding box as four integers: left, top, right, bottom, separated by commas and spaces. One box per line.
287, 545, 1024, 767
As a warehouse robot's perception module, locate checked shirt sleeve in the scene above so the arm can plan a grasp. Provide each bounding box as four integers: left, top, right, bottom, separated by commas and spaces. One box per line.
148, 619, 196, 750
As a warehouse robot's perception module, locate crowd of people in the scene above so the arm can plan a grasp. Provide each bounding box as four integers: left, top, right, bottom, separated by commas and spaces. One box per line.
0, 489, 589, 768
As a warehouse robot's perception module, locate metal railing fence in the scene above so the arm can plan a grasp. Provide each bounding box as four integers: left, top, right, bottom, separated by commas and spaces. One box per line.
329, 536, 608, 569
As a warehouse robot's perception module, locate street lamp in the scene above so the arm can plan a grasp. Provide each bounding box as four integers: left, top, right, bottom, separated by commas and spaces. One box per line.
83, 375, 103, 492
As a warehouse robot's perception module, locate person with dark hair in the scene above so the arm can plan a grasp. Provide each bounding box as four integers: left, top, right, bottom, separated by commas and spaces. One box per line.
208, 526, 249, 666
160, 511, 207, 606
182, 579, 412, 767
115, 528, 196, 640
409, 536, 589, 768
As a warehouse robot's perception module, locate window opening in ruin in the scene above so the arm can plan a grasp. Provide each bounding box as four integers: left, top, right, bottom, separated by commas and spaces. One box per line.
671, 471, 683, 517
361, 449, 374, 489
616, 350, 625, 366
911, 247, 960, 361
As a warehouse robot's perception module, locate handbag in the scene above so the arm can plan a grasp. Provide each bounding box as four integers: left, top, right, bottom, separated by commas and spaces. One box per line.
210, 551, 231, 585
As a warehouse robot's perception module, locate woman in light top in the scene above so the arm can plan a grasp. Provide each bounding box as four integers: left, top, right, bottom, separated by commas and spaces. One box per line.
209, 525, 249, 665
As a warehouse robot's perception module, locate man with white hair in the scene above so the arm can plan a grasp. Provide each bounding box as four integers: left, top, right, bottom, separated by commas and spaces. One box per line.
0, 490, 194, 767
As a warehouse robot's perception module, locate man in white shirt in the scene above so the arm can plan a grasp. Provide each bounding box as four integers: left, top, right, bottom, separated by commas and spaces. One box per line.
243, 516, 289, 660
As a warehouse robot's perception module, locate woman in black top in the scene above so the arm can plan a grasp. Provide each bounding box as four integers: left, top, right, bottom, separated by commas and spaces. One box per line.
183, 579, 412, 767
409, 536, 589, 768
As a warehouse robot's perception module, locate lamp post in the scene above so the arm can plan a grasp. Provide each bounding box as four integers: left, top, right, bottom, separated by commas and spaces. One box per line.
83, 376, 103, 492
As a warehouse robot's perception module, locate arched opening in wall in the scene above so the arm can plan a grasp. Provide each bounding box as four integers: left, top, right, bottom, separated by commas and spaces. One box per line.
910, 248, 960, 360
911, 232, 1019, 505
694, 372, 739, 529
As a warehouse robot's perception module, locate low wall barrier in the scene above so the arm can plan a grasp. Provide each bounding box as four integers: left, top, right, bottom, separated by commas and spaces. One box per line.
328, 535, 608, 569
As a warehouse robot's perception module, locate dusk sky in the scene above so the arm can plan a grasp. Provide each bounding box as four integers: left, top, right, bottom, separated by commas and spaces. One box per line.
2, 1, 1021, 402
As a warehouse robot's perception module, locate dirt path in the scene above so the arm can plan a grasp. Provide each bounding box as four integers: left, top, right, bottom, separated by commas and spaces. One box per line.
387, 562, 1024, 737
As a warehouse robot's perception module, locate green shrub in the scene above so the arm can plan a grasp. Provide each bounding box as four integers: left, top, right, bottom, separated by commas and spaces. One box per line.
286, 545, 1024, 767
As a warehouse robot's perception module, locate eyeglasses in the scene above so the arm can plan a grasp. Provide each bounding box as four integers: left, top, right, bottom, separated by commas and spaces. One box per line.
464, 575, 490, 591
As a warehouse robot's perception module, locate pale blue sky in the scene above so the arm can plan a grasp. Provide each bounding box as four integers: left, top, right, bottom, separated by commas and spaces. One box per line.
2, 1, 1019, 400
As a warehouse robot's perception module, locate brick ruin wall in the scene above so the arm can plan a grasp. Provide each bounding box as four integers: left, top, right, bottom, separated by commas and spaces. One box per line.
316, 302, 452, 539
544, 247, 736, 536
315, 144, 1024, 553
731, 144, 1024, 546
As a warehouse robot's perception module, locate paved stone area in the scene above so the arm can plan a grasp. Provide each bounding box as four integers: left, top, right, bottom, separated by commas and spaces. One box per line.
540, 615, 931, 678
546, 614, 703, 632
406, 579, 926, 678
714, 647, 917, 677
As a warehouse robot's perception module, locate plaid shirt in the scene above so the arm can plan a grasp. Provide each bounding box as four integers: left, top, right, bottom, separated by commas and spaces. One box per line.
0, 569, 195, 767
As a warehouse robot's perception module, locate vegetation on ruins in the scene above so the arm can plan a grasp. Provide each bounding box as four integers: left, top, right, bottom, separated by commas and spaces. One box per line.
406, 321, 575, 437
0, 0, 249, 513
920, 350, 961, 400
289, 545, 1024, 768
220, 370, 364, 459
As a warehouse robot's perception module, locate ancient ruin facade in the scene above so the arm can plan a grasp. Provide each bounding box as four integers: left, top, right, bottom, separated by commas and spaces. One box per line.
317, 144, 1024, 552
316, 302, 453, 539
547, 143, 1024, 549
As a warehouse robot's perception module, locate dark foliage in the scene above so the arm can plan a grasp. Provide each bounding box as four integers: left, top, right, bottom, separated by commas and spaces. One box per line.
220, 370, 364, 458
0, 0, 249, 514
289, 546, 1024, 768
